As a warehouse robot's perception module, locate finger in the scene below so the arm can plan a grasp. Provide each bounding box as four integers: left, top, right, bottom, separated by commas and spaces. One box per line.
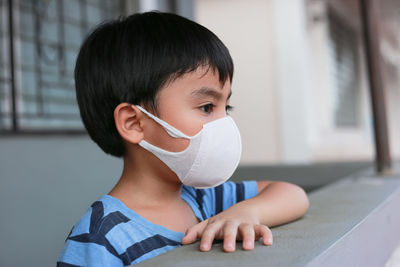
199, 221, 221, 252
238, 223, 255, 250
182, 220, 208, 245
255, 225, 273, 245
222, 221, 238, 253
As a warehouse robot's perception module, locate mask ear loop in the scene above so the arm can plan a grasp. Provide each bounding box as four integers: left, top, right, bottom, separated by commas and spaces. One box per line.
134, 105, 192, 140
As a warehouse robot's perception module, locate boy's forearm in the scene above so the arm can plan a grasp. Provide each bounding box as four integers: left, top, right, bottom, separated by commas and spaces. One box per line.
240, 181, 310, 227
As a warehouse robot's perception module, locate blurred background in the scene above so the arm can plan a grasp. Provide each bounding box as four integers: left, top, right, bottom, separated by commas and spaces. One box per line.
0, 0, 399, 266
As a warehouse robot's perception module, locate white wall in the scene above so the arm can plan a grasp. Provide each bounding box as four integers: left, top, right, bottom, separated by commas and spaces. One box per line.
195, 0, 281, 165
380, 17, 400, 160
272, 0, 315, 163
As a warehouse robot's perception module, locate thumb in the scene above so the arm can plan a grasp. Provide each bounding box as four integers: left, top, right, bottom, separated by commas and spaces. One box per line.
181, 219, 208, 245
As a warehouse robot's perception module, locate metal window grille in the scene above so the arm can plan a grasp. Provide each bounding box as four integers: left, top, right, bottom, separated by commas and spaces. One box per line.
0, 0, 125, 133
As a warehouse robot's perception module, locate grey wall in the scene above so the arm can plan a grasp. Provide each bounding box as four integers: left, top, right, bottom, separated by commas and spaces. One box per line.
0, 135, 122, 267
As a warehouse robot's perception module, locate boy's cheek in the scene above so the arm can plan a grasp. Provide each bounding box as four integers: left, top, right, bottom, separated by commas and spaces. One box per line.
144, 122, 191, 152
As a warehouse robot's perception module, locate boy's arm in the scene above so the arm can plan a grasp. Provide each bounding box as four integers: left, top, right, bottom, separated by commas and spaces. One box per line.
181, 181, 309, 252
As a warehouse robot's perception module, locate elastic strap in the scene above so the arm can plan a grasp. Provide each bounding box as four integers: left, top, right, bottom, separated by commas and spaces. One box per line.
135, 105, 191, 139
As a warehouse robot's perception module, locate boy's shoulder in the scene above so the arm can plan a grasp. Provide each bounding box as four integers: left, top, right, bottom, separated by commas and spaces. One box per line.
67, 196, 131, 241
59, 195, 183, 266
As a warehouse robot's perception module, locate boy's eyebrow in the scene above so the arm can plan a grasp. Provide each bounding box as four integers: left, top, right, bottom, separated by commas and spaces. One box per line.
191, 87, 232, 101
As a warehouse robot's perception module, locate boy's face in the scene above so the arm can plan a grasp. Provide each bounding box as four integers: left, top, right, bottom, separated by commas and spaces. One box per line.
142, 66, 232, 153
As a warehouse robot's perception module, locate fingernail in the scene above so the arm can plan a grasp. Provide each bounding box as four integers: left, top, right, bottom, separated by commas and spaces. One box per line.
200, 244, 209, 251
244, 241, 252, 248
225, 244, 235, 252
267, 237, 273, 245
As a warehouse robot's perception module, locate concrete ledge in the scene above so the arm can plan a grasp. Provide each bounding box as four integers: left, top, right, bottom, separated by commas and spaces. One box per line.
135, 165, 400, 266
231, 161, 373, 192
308, 177, 400, 266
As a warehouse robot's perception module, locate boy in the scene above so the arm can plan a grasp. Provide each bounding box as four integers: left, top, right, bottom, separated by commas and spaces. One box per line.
57, 12, 309, 266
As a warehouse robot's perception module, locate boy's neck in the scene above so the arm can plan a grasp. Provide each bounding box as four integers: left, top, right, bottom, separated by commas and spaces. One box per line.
109, 146, 184, 208
109, 146, 200, 233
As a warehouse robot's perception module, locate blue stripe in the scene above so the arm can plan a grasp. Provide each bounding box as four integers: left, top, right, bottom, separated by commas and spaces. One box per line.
236, 182, 245, 202
195, 190, 207, 220
182, 185, 196, 199
120, 234, 180, 265
215, 184, 224, 214
67, 200, 131, 260
69, 233, 120, 259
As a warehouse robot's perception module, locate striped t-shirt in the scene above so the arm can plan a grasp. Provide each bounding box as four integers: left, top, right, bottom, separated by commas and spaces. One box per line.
57, 181, 258, 266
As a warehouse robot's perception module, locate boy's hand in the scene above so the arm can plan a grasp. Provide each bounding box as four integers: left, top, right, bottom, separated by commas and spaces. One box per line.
181, 204, 273, 252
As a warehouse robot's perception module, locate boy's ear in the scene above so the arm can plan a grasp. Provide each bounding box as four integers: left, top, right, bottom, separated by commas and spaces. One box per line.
114, 103, 144, 144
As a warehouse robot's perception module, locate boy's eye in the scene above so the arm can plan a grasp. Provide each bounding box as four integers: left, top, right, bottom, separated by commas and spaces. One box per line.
200, 103, 215, 114
226, 105, 233, 113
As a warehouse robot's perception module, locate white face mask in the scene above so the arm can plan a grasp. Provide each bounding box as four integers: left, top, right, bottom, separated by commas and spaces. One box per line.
136, 105, 242, 189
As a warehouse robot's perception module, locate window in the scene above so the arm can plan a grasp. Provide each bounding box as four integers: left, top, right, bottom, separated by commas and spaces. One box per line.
0, 0, 125, 132
327, 7, 362, 128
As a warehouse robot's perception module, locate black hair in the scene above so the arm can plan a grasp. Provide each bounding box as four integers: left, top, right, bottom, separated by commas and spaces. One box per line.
75, 11, 234, 157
